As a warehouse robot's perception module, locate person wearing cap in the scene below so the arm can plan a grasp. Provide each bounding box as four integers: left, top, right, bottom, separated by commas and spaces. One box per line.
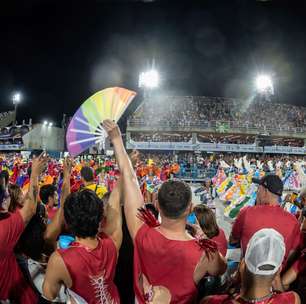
80, 166, 107, 199
201, 228, 301, 304
229, 174, 301, 265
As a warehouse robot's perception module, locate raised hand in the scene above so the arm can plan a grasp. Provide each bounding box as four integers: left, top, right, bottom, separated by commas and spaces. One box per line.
129, 150, 140, 167
102, 120, 121, 142
63, 158, 73, 177
31, 152, 49, 177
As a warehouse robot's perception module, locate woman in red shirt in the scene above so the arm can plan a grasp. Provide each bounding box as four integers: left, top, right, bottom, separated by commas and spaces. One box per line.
194, 205, 228, 257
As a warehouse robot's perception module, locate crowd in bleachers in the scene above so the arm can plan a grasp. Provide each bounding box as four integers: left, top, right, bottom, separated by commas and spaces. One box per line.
129, 96, 306, 131
131, 132, 192, 142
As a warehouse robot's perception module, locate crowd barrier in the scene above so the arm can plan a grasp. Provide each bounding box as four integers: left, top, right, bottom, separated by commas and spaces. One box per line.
127, 140, 306, 154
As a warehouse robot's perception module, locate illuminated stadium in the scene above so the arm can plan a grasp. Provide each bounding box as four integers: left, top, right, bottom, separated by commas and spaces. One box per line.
126, 95, 306, 155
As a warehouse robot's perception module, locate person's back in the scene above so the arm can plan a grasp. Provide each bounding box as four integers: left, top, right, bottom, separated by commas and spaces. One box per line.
43, 189, 122, 303
0, 211, 37, 303
0, 156, 48, 303
59, 234, 119, 303
85, 182, 107, 200
102, 121, 227, 304
231, 205, 300, 260
81, 166, 107, 199
202, 229, 301, 304
194, 204, 228, 257
230, 175, 301, 261
134, 224, 204, 303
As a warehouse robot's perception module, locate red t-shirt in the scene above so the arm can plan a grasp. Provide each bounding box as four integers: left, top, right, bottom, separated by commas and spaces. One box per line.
58, 234, 120, 304
231, 205, 301, 261
203, 292, 296, 303
211, 228, 228, 257
134, 224, 204, 304
0, 211, 37, 303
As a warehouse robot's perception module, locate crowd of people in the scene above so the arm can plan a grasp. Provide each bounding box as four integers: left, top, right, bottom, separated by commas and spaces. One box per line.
129, 96, 306, 132
130, 132, 305, 147
0, 124, 306, 303
131, 133, 193, 143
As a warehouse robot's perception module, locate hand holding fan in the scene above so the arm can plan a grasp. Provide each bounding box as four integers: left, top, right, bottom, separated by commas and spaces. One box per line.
66, 87, 136, 157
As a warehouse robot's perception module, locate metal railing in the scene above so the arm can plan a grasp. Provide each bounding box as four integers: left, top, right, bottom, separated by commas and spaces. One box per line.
128, 119, 306, 134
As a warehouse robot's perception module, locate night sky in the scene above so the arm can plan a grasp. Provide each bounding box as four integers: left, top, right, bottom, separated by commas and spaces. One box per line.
1, 0, 306, 125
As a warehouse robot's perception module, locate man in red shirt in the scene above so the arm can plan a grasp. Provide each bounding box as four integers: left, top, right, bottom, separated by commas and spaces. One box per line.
103, 120, 227, 304
0, 153, 48, 303
43, 168, 123, 303
202, 228, 301, 304
229, 175, 301, 264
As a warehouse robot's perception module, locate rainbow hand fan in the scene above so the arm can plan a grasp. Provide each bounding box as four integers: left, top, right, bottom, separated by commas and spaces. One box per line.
66, 87, 136, 156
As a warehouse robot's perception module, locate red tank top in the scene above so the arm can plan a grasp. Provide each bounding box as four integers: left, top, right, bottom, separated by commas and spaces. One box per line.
211, 228, 228, 257
58, 234, 120, 304
134, 224, 204, 303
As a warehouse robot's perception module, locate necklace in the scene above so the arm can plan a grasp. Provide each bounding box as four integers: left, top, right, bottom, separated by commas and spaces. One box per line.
239, 292, 274, 303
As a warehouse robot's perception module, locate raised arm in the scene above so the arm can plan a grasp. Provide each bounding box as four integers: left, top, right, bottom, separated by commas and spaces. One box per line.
44, 158, 72, 247
102, 178, 122, 251
103, 120, 144, 240
20, 153, 48, 225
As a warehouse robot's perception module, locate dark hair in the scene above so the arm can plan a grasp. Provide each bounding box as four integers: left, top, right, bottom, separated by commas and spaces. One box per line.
8, 184, 23, 212
81, 166, 94, 182
64, 189, 103, 238
17, 204, 47, 261
194, 205, 219, 239
157, 180, 191, 219
145, 203, 159, 219
39, 184, 57, 204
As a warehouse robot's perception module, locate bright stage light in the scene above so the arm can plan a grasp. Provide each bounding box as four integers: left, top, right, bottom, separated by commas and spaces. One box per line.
255, 75, 274, 94
139, 70, 159, 88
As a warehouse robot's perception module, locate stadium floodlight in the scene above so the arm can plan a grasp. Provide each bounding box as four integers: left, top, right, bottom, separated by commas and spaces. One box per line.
12, 92, 22, 104
12, 92, 22, 125
49, 122, 53, 127
138, 70, 159, 88
255, 75, 274, 94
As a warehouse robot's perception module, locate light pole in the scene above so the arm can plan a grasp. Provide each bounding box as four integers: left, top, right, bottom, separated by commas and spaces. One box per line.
12, 92, 22, 125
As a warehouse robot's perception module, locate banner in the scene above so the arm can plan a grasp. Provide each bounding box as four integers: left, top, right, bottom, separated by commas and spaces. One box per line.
127, 140, 263, 153
216, 121, 230, 133
0, 144, 22, 150
264, 146, 306, 155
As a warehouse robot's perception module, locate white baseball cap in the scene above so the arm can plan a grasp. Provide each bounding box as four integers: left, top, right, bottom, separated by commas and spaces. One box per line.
245, 228, 285, 276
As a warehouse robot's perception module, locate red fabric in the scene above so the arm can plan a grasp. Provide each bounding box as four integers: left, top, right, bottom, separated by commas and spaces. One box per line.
58, 234, 120, 304
134, 224, 204, 304
204, 292, 296, 303
0, 211, 37, 303
211, 228, 228, 257
231, 205, 301, 262
46, 206, 58, 222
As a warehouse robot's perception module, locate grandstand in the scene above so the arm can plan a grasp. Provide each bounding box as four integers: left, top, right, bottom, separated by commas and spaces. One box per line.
126, 96, 306, 155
